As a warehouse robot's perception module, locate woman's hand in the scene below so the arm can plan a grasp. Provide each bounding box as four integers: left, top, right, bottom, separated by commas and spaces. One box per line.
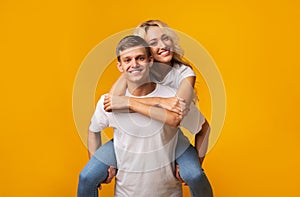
159, 97, 188, 115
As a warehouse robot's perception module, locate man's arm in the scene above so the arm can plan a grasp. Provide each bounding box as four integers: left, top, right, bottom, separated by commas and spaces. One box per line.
87, 130, 101, 158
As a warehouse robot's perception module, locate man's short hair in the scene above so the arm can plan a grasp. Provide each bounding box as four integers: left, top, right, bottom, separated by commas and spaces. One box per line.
116, 35, 151, 61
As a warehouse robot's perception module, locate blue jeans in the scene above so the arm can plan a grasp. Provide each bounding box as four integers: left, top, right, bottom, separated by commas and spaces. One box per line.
77, 140, 117, 197
176, 132, 213, 197
78, 130, 213, 197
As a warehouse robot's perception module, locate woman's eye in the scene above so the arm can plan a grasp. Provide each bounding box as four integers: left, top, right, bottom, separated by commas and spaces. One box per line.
162, 35, 170, 41
149, 41, 157, 46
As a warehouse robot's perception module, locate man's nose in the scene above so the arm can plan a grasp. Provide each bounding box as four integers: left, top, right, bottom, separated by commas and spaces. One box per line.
131, 59, 138, 67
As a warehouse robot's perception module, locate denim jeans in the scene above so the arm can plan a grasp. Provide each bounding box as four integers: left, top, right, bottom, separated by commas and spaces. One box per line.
78, 130, 213, 197
175, 131, 213, 197
77, 140, 117, 197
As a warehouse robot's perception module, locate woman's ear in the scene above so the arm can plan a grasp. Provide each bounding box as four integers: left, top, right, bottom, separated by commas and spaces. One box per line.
117, 61, 124, 72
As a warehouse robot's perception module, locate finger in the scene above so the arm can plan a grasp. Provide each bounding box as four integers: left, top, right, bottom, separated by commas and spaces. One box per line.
176, 97, 185, 102
104, 94, 111, 98
175, 106, 183, 114
111, 167, 116, 176
170, 107, 182, 115
104, 95, 112, 102
175, 165, 185, 183
182, 108, 190, 116
104, 166, 116, 183
179, 100, 186, 106
179, 102, 186, 110
103, 103, 109, 111
104, 105, 112, 112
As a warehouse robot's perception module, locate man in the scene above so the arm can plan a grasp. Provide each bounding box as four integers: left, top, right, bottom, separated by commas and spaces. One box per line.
78, 35, 185, 197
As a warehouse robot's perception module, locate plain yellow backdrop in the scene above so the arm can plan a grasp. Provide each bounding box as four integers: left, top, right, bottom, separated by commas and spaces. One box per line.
1, 0, 300, 196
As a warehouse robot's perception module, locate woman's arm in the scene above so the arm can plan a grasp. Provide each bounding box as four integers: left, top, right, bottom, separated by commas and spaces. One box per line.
130, 98, 182, 127
131, 96, 185, 114
176, 76, 196, 107
177, 75, 212, 162
103, 95, 182, 127
109, 74, 127, 96
109, 75, 185, 113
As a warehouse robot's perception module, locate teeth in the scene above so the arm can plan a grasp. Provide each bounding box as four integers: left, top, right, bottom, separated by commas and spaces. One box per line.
129, 69, 142, 73
160, 50, 170, 56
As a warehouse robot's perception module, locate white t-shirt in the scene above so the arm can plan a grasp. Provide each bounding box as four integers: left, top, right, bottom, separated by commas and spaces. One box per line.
89, 84, 182, 197
150, 63, 205, 134
150, 62, 196, 90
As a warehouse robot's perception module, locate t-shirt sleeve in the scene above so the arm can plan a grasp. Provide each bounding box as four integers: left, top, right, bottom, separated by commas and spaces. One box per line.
88, 95, 109, 133
180, 104, 205, 134
176, 64, 196, 88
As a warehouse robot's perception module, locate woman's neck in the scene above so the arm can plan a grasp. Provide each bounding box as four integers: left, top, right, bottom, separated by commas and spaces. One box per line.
150, 61, 173, 82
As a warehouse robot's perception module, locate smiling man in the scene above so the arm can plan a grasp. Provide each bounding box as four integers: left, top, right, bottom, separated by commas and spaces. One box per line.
78, 35, 184, 197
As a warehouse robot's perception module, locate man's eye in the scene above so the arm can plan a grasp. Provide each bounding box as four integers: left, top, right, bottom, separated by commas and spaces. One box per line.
124, 59, 131, 63
138, 57, 145, 61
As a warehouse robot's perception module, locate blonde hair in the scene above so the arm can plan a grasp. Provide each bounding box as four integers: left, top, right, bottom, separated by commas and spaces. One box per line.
133, 20, 191, 67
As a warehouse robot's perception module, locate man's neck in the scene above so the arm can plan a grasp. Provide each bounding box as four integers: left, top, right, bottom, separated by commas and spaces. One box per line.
127, 82, 157, 96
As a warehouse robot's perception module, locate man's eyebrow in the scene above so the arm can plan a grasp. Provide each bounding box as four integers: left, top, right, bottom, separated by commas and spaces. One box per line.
121, 53, 145, 59
122, 55, 131, 59
136, 54, 146, 58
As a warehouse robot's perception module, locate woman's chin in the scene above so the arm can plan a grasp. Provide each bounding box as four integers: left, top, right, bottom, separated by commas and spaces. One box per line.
156, 56, 173, 65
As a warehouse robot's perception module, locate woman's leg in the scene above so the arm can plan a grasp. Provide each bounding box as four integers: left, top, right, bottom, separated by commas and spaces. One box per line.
176, 131, 213, 197
77, 140, 116, 197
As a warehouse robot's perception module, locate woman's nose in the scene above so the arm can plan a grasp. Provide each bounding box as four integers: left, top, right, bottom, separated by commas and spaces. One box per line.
158, 39, 166, 48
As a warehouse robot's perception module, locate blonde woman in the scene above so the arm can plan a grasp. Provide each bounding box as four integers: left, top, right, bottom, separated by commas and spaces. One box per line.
78, 20, 213, 197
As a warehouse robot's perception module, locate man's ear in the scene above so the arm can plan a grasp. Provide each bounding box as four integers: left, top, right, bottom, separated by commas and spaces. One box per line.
117, 61, 124, 72
148, 56, 154, 68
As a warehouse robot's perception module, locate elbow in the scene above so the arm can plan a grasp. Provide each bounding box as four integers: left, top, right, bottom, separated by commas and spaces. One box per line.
168, 114, 182, 127
197, 120, 211, 136
202, 120, 211, 134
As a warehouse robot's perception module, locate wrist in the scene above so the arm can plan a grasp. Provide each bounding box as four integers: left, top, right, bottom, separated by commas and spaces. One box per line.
128, 97, 135, 110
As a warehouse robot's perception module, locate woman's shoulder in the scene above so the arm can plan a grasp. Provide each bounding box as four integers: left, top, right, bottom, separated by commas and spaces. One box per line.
173, 61, 188, 68
173, 62, 195, 74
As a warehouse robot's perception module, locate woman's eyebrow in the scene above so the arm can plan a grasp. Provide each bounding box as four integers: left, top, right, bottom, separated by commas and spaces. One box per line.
148, 38, 157, 42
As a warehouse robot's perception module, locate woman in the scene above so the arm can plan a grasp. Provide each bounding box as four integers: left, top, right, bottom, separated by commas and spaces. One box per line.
78, 20, 213, 197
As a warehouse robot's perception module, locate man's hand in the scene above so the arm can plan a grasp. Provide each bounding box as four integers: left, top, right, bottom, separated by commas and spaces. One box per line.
175, 164, 187, 185
98, 166, 116, 190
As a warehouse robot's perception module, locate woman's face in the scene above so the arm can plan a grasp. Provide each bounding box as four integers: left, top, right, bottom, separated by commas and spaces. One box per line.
145, 26, 174, 65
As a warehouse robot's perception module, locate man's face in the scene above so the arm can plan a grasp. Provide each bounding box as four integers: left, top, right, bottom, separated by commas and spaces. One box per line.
117, 46, 153, 83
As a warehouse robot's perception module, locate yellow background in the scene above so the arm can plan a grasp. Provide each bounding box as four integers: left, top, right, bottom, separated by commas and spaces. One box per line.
1, 0, 299, 196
